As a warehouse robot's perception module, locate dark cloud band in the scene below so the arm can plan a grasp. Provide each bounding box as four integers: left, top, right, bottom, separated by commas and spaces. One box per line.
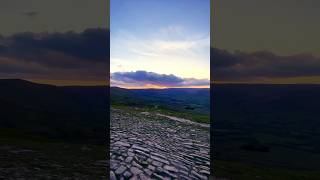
111, 71, 209, 87
0, 28, 109, 82
211, 48, 320, 81
2, 28, 109, 64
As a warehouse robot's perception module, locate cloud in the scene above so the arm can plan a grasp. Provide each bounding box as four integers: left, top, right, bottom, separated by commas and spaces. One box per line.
211, 48, 320, 82
0, 28, 109, 83
111, 70, 209, 88
2, 28, 109, 63
21, 11, 39, 18
159, 25, 184, 37
152, 40, 196, 51
112, 27, 209, 58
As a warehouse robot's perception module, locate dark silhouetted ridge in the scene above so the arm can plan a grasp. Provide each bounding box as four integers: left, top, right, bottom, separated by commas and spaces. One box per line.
0, 79, 107, 142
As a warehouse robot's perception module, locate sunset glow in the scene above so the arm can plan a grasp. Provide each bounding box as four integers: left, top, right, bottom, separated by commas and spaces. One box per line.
111, 0, 210, 89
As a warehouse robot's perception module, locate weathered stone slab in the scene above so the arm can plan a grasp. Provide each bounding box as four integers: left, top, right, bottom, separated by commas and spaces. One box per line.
110, 108, 210, 179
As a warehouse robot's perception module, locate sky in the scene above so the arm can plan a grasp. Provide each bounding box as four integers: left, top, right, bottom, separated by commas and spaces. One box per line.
3, 0, 317, 85
0, 0, 108, 86
110, 0, 210, 89
0, 0, 108, 35
213, 0, 320, 83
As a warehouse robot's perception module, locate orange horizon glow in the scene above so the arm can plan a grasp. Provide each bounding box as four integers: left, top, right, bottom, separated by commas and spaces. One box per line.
27, 79, 109, 86
112, 84, 210, 89
11, 78, 320, 87
213, 76, 320, 85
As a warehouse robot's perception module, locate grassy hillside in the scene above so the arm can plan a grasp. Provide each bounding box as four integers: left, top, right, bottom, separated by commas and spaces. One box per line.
0, 79, 108, 178
0, 79, 108, 143
110, 87, 210, 123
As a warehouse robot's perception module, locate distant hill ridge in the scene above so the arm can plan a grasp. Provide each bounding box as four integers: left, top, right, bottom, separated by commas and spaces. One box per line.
0, 79, 107, 112
110, 86, 210, 115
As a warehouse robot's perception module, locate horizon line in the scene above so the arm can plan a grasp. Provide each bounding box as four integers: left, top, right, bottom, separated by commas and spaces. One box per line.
212, 81, 320, 85
110, 85, 210, 90
2, 78, 320, 87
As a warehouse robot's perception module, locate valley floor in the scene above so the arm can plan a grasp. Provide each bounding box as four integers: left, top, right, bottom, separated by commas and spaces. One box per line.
110, 107, 211, 180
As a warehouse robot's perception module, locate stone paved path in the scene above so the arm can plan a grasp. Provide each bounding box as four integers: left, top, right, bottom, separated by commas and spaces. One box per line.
110, 108, 211, 180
